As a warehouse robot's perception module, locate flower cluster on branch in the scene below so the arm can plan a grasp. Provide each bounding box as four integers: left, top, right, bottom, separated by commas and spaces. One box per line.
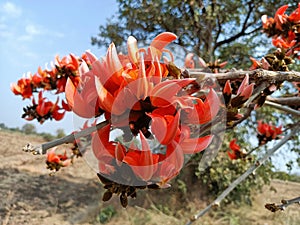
12, 2, 300, 218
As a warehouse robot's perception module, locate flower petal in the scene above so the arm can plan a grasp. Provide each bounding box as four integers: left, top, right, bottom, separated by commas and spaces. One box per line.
65, 78, 96, 118
127, 36, 139, 64
180, 135, 213, 154
95, 77, 115, 113
149, 110, 180, 145
150, 78, 195, 107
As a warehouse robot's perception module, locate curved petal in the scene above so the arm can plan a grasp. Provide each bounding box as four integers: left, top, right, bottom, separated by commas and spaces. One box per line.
184, 53, 195, 69
150, 78, 195, 107
229, 139, 240, 151
92, 124, 116, 161
127, 36, 139, 64
65, 78, 96, 118
95, 77, 114, 113
237, 74, 249, 95
85, 50, 98, 64
111, 86, 139, 116
185, 88, 220, 124
150, 110, 180, 145
180, 135, 214, 154
150, 32, 177, 51
106, 42, 123, 78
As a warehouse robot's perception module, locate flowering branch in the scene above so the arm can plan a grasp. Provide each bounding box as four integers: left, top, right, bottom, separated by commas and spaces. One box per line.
189, 68, 300, 83
22, 120, 109, 155
185, 124, 300, 225
265, 196, 300, 212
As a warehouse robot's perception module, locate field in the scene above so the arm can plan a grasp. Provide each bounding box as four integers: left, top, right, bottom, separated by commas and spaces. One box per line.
0, 129, 299, 225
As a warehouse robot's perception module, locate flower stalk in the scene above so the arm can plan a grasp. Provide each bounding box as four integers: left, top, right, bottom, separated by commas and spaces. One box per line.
23, 120, 109, 155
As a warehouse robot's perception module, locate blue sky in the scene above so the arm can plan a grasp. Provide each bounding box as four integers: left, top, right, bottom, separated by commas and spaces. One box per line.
0, 0, 118, 134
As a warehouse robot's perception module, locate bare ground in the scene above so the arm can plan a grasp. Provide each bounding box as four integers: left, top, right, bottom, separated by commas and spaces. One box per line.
0, 129, 299, 225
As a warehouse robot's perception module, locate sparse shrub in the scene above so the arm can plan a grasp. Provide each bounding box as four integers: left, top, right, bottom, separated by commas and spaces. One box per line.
97, 205, 116, 224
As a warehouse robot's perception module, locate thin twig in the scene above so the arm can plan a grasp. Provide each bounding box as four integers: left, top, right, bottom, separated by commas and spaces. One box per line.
267, 96, 300, 108
244, 145, 260, 157
264, 100, 300, 117
185, 124, 300, 225
22, 120, 109, 155
265, 196, 300, 212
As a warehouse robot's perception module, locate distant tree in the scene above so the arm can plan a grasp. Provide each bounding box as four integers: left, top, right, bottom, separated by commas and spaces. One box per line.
91, 0, 299, 68
0, 123, 6, 130
56, 129, 66, 139
22, 123, 36, 135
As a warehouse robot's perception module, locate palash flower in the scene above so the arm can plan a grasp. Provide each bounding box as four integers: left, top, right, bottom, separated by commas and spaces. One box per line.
226, 74, 254, 109
261, 5, 289, 32
11, 77, 33, 99
257, 121, 283, 145
261, 4, 300, 57
86, 32, 221, 187
46, 148, 72, 171
22, 91, 66, 124
11, 54, 82, 98
227, 139, 246, 160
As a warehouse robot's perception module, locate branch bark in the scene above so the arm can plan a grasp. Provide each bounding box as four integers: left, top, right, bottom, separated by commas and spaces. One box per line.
22, 120, 109, 155
267, 96, 300, 108
188, 69, 300, 84
264, 100, 300, 117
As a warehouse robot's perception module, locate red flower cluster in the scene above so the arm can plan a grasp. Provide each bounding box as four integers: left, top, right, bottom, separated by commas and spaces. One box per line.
11, 54, 87, 98
64, 32, 221, 188
11, 54, 91, 122
262, 4, 300, 57
22, 91, 70, 124
46, 149, 72, 171
257, 121, 283, 145
227, 139, 246, 160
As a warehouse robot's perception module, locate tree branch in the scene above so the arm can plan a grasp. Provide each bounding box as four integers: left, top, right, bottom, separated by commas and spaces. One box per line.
264, 100, 300, 117
22, 120, 109, 155
188, 69, 300, 84
267, 96, 300, 108
185, 124, 300, 225
214, 1, 258, 50
265, 196, 300, 212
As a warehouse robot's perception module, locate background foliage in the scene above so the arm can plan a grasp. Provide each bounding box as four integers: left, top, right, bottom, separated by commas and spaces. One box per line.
92, 0, 299, 67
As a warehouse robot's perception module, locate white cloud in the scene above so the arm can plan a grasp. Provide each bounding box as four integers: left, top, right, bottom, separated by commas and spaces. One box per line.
17, 23, 64, 41
25, 24, 41, 35
1, 2, 22, 18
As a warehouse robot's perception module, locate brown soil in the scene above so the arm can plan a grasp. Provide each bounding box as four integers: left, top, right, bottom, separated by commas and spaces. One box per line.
0, 129, 299, 225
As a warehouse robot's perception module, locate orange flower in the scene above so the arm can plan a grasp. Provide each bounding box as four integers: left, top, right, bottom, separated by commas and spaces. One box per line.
22, 91, 66, 123
230, 74, 254, 108
10, 77, 33, 99
122, 132, 160, 181
182, 88, 220, 125
288, 3, 300, 23
257, 121, 282, 145
274, 5, 289, 31
79, 32, 220, 186
46, 149, 71, 171
227, 139, 245, 160
65, 72, 100, 118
